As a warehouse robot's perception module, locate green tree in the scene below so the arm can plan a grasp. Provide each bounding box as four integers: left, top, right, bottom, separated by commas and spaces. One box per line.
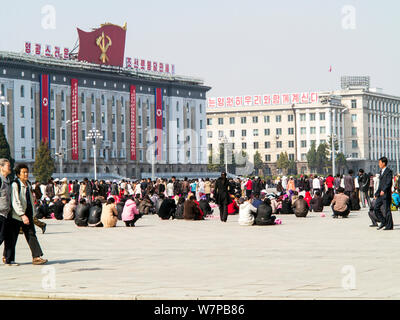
288, 159, 297, 175
253, 151, 264, 175
336, 152, 348, 174
306, 142, 317, 172
316, 143, 330, 174
33, 141, 56, 183
0, 124, 15, 179
276, 152, 290, 175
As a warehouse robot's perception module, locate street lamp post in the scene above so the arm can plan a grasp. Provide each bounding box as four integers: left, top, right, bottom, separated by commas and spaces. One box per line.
57, 120, 79, 178
86, 129, 103, 181
331, 107, 348, 175
219, 135, 228, 174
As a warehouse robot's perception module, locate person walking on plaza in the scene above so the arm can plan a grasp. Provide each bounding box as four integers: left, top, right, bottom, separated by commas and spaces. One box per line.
0, 159, 11, 250
4, 164, 48, 266
374, 157, 394, 230
358, 169, 371, 208
344, 170, 355, 197
214, 172, 233, 222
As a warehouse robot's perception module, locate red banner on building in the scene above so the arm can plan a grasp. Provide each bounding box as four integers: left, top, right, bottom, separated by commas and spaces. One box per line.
77, 23, 127, 67
71, 79, 79, 160
130, 85, 137, 161
155, 88, 163, 161
39, 74, 50, 145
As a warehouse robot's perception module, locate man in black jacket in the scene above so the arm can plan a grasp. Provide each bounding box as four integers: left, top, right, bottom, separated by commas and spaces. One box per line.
358, 169, 371, 208
374, 157, 393, 230
214, 172, 233, 222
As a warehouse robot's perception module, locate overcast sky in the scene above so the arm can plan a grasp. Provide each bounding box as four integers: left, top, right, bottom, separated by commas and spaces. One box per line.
0, 0, 399, 97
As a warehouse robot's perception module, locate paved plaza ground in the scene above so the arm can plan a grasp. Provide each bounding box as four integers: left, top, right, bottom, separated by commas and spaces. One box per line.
1, 205, 400, 300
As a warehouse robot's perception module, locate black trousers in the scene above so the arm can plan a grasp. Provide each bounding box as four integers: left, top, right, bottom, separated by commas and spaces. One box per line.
374, 196, 393, 229
124, 214, 143, 227
0, 216, 6, 246
4, 214, 43, 263
220, 203, 228, 222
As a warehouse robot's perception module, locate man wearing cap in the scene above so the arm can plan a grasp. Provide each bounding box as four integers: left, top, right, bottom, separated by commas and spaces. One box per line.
59, 178, 69, 199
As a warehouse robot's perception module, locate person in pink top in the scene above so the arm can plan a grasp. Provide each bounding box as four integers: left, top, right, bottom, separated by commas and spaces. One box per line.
121, 196, 141, 227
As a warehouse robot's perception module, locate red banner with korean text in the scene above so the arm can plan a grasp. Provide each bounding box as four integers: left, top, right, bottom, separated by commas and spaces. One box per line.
39, 74, 50, 145
155, 88, 163, 161
71, 79, 79, 160
130, 85, 137, 161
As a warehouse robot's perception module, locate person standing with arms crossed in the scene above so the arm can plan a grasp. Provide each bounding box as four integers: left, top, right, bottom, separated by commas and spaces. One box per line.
374, 157, 394, 230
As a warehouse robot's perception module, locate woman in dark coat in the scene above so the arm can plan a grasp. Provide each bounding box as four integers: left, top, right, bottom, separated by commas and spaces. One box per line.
87, 199, 103, 227
214, 172, 233, 222
183, 195, 202, 220
175, 197, 185, 219
75, 198, 90, 227
255, 198, 276, 225
158, 198, 177, 220
280, 196, 293, 214
310, 191, 324, 212
199, 195, 213, 216
350, 191, 361, 211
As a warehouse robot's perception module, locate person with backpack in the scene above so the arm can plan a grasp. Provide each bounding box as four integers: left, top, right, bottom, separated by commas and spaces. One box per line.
3, 163, 48, 266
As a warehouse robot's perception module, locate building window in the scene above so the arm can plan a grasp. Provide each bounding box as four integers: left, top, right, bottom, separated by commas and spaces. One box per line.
352, 140, 358, 148
62, 129, 65, 141
138, 133, 142, 144
289, 154, 295, 161
31, 127, 34, 139
242, 130, 247, 137
20, 106, 25, 118
276, 141, 282, 148
265, 154, 271, 162
138, 116, 142, 126
82, 111, 86, 122
351, 114, 357, 122
264, 115, 270, 123
121, 132, 125, 143
91, 112, 95, 123
310, 127, 316, 134
276, 128, 282, 136
352, 153, 358, 158
101, 95, 105, 105
320, 126, 326, 134
320, 112, 326, 121
320, 139, 326, 144
289, 141, 294, 148
112, 132, 116, 142
121, 115, 125, 125
200, 120, 203, 129
218, 118, 224, 125
242, 142, 247, 149
61, 91, 64, 102
31, 108, 34, 119
253, 129, 259, 137
229, 117, 235, 125
147, 116, 150, 127
288, 115, 294, 122
21, 147, 26, 159
91, 93, 95, 104
101, 112, 105, 124
218, 131, 224, 138
254, 142, 259, 149
301, 153, 307, 161
352, 127, 357, 136
252, 116, 258, 123
288, 128, 294, 135
310, 113, 316, 121
20, 85, 24, 98
82, 149, 86, 160
51, 129, 55, 140
208, 131, 213, 138
230, 130, 235, 137
241, 117, 247, 124
61, 110, 65, 121
301, 140, 307, 148
351, 100, 357, 109
311, 140, 316, 146
21, 127, 25, 139
207, 118, 212, 126
300, 113, 306, 121
112, 96, 115, 106
276, 115, 282, 122
82, 130, 86, 141
81, 93, 85, 104
301, 127, 306, 135
276, 154, 280, 161
264, 129, 270, 136
1, 105, 4, 117
50, 109, 54, 120
265, 141, 270, 149
112, 114, 116, 125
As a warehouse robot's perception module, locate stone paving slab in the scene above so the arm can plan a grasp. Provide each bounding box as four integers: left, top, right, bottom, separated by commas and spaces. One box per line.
1, 206, 400, 300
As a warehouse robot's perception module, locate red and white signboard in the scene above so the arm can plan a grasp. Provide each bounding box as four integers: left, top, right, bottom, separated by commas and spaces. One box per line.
130, 85, 137, 161
71, 79, 79, 160
155, 88, 163, 161
126, 57, 132, 68
25, 42, 32, 54
35, 44, 42, 56
208, 92, 320, 108
125, 57, 175, 75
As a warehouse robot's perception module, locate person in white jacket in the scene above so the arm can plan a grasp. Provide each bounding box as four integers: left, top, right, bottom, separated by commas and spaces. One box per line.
238, 197, 257, 226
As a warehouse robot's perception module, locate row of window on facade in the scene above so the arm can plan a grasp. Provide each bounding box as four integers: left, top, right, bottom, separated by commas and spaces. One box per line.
208, 112, 354, 126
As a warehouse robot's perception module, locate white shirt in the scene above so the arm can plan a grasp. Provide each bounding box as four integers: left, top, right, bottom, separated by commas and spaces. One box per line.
312, 178, 320, 189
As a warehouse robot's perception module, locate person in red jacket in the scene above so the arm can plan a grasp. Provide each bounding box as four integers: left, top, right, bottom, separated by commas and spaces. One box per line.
228, 195, 239, 215
304, 191, 312, 208
245, 179, 253, 199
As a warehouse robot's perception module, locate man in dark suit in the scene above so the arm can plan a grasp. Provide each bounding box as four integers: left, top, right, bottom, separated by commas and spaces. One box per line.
214, 172, 233, 222
374, 157, 394, 230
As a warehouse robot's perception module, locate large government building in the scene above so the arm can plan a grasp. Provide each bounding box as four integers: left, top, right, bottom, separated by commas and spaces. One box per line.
206, 77, 400, 175
0, 50, 210, 179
